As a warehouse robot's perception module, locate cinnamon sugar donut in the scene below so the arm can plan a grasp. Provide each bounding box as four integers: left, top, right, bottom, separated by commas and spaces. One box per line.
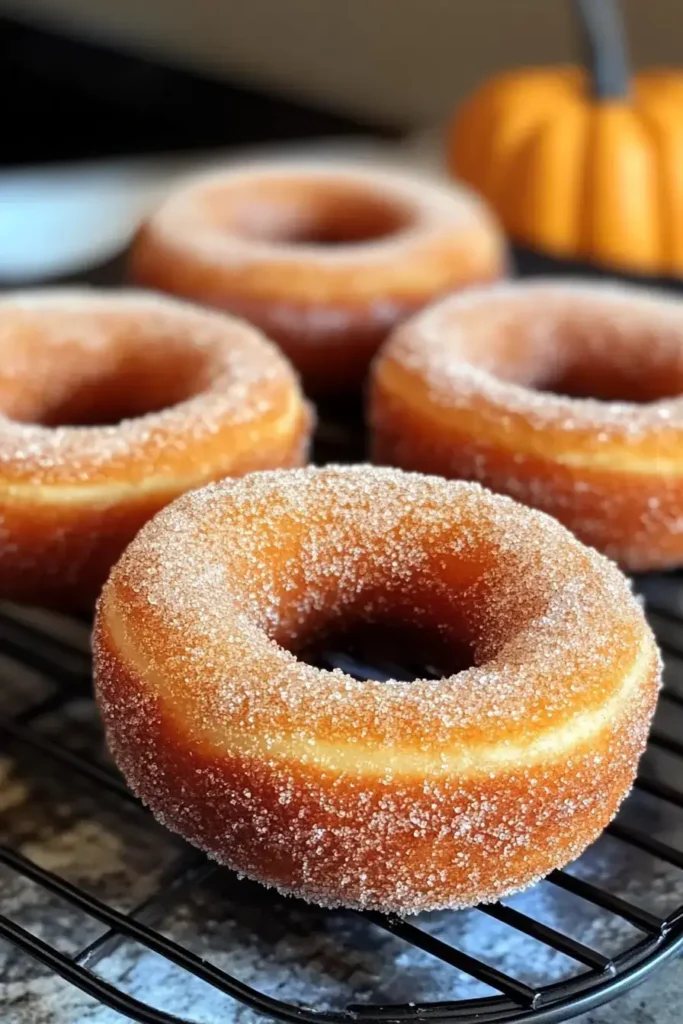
130, 163, 505, 393
0, 290, 311, 610
371, 280, 683, 571
93, 465, 659, 913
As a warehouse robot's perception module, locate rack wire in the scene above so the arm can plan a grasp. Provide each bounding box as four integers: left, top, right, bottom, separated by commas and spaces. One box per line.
1, 571, 683, 1024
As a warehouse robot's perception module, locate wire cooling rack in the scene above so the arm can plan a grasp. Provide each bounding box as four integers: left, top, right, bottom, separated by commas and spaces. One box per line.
2, 557, 683, 1023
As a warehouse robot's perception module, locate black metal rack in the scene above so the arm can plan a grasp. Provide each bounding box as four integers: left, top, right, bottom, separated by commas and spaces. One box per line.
2, 569, 683, 1023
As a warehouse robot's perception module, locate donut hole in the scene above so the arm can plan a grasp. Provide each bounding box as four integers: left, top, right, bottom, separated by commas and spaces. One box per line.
530, 320, 683, 403
29, 361, 205, 428
299, 617, 478, 682
535, 362, 683, 404
202, 178, 413, 247
0, 314, 215, 427
229, 474, 560, 688
453, 291, 683, 405
261, 541, 546, 685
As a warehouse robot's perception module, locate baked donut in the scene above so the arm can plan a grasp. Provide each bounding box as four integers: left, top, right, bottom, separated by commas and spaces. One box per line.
93, 465, 659, 913
371, 280, 683, 571
0, 289, 311, 611
130, 163, 505, 393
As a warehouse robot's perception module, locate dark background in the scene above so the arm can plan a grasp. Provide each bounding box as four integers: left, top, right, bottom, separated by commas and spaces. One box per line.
0, 15, 395, 168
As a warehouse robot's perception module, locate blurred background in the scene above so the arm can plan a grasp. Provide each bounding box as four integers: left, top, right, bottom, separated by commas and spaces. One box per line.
1, 0, 681, 158
1, 1, 682, 280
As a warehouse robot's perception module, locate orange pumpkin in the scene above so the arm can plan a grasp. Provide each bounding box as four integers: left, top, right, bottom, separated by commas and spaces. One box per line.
448, 0, 683, 277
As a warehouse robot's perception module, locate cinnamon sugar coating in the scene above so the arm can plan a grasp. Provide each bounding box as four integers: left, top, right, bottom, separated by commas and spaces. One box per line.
130, 163, 505, 393
94, 466, 660, 913
371, 279, 683, 569
0, 289, 311, 610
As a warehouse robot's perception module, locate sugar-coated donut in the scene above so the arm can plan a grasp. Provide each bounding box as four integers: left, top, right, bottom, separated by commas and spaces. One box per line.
371, 280, 683, 571
130, 163, 505, 393
0, 289, 311, 611
94, 465, 659, 914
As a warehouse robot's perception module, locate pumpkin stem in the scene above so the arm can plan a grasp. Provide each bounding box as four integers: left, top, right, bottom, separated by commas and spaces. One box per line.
574, 0, 631, 99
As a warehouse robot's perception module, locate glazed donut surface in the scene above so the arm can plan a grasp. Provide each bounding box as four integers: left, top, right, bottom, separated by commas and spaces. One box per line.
94, 465, 659, 913
131, 163, 505, 392
0, 289, 311, 610
371, 280, 683, 570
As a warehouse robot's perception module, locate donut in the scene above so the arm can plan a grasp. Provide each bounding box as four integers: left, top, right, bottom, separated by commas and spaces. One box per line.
93, 465, 660, 914
0, 289, 311, 611
371, 280, 683, 571
130, 163, 506, 393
